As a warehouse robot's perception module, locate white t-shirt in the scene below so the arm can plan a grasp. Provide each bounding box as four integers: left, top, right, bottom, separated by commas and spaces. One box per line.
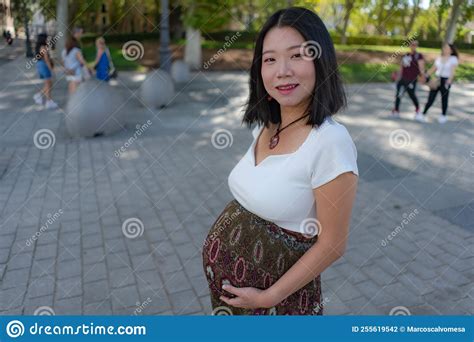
62, 47, 82, 76
227, 117, 358, 235
435, 56, 458, 78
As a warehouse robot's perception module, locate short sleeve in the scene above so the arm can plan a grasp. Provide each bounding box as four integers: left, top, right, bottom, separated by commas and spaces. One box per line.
450, 56, 459, 67
310, 123, 358, 189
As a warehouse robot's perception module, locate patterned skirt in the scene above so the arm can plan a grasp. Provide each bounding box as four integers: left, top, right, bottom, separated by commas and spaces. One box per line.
202, 199, 323, 315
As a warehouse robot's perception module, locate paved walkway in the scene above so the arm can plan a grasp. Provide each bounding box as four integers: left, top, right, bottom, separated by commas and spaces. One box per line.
0, 44, 473, 315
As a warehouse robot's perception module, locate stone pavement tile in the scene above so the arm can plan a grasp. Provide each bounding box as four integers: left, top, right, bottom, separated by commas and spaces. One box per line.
136, 289, 172, 314
30, 258, 55, 278
23, 295, 54, 315
105, 237, 128, 253
169, 289, 203, 315
27, 275, 55, 299
135, 270, 165, 291
198, 295, 212, 315
83, 261, 107, 283
182, 257, 204, 279
84, 300, 113, 315
330, 280, 365, 302
126, 239, 151, 256
323, 291, 351, 315
382, 282, 425, 307
155, 253, 183, 275
57, 259, 82, 279
360, 264, 396, 287
34, 243, 57, 260
0, 286, 26, 310
398, 273, 435, 296
1, 267, 30, 289
110, 285, 141, 311
190, 274, 210, 298
7, 252, 33, 270
109, 266, 136, 289
84, 280, 110, 305
150, 240, 175, 257
106, 251, 132, 270
131, 253, 157, 273
163, 271, 193, 295
54, 296, 82, 315
83, 246, 106, 265
56, 276, 83, 300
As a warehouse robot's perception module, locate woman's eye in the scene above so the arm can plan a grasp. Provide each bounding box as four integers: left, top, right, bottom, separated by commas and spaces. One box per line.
264, 57, 275, 63
292, 53, 302, 59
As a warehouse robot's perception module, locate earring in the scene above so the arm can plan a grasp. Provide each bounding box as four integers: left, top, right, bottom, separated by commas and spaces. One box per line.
267, 95, 272, 101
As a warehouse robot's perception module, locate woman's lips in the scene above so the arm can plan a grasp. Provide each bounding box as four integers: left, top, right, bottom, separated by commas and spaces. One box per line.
275, 83, 299, 95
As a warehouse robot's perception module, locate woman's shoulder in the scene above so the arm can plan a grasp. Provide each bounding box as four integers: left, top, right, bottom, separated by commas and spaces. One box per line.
313, 116, 353, 143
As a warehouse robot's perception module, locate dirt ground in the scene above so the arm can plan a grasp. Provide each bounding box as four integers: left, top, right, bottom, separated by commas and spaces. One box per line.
139, 42, 474, 71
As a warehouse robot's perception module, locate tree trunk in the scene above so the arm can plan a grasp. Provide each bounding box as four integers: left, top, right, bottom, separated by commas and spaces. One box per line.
444, 0, 463, 44
341, 0, 354, 45
184, 26, 201, 70
56, 0, 68, 55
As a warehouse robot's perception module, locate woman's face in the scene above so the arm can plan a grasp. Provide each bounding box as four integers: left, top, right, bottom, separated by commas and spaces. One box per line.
261, 26, 316, 111
442, 44, 451, 56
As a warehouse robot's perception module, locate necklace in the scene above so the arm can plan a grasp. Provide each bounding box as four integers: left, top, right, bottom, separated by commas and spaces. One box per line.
269, 113, 310, 149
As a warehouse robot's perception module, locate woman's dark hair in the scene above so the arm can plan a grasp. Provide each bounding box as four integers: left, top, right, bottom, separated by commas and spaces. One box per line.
242, 7, 346, 129
448, 43, 458, 57
35, 33, 48, 58
65, 36, 80, 54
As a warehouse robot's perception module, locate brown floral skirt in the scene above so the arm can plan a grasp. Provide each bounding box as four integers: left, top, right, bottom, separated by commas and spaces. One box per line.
202, 199, 323, 315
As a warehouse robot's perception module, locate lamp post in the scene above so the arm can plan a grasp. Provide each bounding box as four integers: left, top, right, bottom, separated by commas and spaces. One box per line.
159, 0, 172, 73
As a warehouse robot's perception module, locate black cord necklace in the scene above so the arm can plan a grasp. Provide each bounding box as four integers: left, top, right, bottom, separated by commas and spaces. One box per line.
269, 113, 310, 149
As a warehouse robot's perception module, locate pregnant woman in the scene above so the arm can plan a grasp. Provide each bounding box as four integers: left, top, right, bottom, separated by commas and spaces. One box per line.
202, 7, 359, 315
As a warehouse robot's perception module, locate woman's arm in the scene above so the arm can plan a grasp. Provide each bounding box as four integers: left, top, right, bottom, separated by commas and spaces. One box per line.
93, 47, 104, 67
265, 172, 358, 306
220, 172, 358, 309
447, 64, 457, 85
76, 50, 88, 66
42, 48, 54, 71
426, 64, 437, 77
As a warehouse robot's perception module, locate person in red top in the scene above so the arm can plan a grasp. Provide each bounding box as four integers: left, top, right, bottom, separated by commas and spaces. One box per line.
392, 40, 425, 119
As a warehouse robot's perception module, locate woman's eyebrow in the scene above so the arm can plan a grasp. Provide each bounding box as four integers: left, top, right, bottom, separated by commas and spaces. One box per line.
262, 44, 302, 55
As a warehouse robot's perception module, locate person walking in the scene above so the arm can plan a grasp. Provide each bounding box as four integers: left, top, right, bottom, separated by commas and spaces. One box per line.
202, 7, 358, 315
33, 33, 58, 109
392, 40, 425, 119
420, 43, 459, 124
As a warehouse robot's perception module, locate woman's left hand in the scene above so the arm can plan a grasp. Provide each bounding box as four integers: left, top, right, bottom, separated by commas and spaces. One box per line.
219, 284, 278, 309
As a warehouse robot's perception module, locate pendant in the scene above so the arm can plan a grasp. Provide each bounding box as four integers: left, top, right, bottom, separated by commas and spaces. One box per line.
269, 134, 279, 149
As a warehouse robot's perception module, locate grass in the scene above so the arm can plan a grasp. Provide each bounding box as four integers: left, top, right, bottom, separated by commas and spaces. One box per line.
79, 42, 474, 83
82, 44, 144, 71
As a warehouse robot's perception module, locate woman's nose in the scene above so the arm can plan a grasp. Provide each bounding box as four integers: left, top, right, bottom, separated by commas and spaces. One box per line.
276, 60, 293, 78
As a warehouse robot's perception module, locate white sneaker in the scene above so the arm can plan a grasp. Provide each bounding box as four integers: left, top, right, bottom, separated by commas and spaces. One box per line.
33, 92, 43, 105
438, 115, 447, 124
45, 100, 58, 109
415, 112, 426, 122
